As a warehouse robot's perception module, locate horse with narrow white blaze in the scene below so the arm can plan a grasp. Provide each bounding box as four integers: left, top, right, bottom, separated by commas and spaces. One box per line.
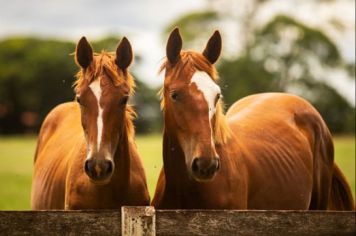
152, 28, 355, 210
31, 37, 150, 209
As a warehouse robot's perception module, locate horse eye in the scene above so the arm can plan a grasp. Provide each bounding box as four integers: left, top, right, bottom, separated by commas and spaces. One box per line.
76, 96, 81, 104
120, 96, 129, 105
215, 93, 221, 105
171, 92, 179, 101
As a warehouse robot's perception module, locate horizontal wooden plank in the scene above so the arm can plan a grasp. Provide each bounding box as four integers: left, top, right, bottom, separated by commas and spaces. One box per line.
0, 209, 354, 236
0, 210, 121, 235
156, 210, 356, 236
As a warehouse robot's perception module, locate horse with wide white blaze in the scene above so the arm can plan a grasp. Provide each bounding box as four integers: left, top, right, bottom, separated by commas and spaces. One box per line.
152, 28, 355, 210
31, 37, 149, 209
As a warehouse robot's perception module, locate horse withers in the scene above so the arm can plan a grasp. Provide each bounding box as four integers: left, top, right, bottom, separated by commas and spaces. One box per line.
152, 28, 355, 210
31, 37, 150, 209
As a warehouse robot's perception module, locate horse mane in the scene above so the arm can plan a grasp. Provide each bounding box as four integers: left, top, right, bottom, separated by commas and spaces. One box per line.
73, 51, 136, 141
159, 51, 231, 144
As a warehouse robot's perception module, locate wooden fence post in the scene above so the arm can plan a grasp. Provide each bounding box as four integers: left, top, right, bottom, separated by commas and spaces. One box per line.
122, 206, 156, 236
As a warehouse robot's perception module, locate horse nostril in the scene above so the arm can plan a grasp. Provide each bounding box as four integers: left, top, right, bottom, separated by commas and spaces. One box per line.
192, 158, 199, 173
105, 160, 113, 175
84, 160, 91, 174
215, 157, 220, 171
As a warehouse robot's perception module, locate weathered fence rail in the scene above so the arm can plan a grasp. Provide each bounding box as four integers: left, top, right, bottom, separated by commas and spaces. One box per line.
0, 207, 355, 235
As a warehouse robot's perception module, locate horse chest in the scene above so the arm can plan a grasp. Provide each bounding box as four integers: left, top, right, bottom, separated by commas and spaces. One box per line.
65, 182, 127, 209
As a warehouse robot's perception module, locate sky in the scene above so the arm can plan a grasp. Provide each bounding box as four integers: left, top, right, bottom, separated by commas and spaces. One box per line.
0, 0, 354, 103
0, 0, 206, 87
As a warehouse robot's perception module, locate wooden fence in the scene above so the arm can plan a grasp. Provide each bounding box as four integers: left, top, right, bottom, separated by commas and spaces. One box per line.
0, 207, 355, 235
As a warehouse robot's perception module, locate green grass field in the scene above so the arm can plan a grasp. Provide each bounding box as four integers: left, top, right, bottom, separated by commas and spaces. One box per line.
0, 135, 354, 210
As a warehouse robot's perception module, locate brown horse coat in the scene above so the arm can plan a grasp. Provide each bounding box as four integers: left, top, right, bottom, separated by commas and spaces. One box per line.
32, 103, 149, 209
152, 29, 354, 210
31, 37, 149, 209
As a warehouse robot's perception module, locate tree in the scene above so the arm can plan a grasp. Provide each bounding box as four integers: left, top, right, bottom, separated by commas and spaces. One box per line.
132, 79, 162, 133
0, 37, 161, 134
0, 38, 76, 133
164, 1, 355, 134
220, 15, 354, 133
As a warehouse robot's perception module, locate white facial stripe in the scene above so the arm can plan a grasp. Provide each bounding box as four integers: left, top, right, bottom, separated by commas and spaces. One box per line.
89, 79, 103, 150
190, 71, 221, 147
190, 71, 221, 120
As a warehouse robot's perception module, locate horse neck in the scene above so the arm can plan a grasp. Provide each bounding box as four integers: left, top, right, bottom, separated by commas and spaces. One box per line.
162, 122, 198, 198
111, 118, 132, 192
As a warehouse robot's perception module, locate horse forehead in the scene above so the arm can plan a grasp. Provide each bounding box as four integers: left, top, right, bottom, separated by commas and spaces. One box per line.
89, 79, 102, 101
190, 71, 220, 106
89, 76, 114, 101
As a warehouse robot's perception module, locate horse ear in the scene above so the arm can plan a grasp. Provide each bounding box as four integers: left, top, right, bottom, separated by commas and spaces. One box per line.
166, 27, 182, 64
202, 30, 222, 64
75, 37, 93, 68
115, 37, 133, 70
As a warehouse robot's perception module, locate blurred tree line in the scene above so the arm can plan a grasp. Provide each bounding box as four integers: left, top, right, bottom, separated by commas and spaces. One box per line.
165, 0, 355, 134
0, 37, 161, 134
0, 0, 354, 135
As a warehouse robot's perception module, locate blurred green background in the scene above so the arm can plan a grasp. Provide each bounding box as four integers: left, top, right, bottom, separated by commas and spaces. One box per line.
0, 0, 354, 209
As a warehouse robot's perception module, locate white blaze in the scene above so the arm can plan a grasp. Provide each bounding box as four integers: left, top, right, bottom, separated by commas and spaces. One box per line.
89, 79, 103, 150
190, 71, 221, 120
190, 71, 221, 147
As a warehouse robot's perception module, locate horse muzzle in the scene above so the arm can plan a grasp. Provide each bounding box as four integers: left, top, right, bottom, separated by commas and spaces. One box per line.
190, 156, 220, 182
84, 158, 114, 183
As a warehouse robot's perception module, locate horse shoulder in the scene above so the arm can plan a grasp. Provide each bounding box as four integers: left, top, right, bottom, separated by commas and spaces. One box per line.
32, 102, 82, 209
64, 147, 91, 210
34, 102, 80, 161
212, 142, 249, 209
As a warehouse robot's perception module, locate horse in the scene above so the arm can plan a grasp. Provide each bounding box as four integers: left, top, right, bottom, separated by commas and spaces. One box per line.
152, 28, 355, 210
31, 37, 150, 209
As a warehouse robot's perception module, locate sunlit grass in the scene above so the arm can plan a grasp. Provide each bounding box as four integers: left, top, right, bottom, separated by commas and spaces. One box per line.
333, 136, 355, 198
0, 136, 35, 209
0, 135, 354, 209
136, 134, 163, 197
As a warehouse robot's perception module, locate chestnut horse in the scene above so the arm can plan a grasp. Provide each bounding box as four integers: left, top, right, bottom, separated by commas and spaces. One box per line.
152, 28, 355, 210
31, 37, 149, 209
